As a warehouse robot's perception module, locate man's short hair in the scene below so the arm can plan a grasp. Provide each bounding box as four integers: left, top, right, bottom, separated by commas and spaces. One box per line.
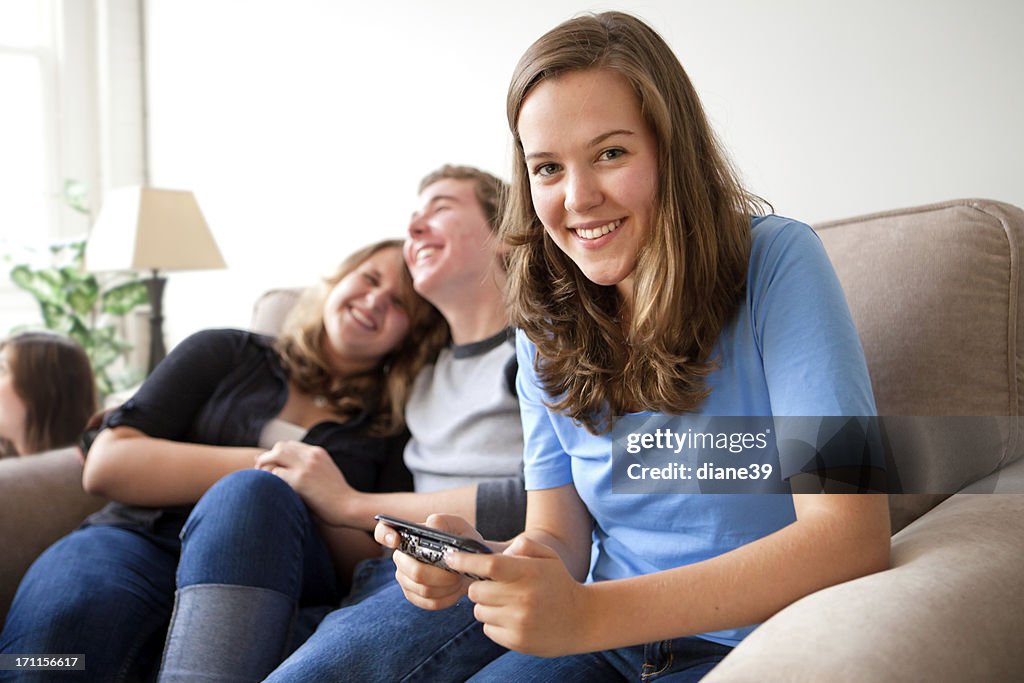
418, 165, 507, 232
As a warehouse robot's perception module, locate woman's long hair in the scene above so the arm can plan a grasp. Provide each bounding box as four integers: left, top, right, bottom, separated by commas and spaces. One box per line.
275, 240, 448, 436
0, 332, 97, 455
501, 12, 769, 434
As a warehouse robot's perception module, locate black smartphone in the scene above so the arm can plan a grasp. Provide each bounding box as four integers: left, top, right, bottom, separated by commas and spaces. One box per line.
375, 514, 492, 580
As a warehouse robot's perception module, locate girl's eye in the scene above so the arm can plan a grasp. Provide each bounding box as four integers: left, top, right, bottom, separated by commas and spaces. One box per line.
599, 148, 625, 161
532, 162, 561, 177
362, 272, 380, 286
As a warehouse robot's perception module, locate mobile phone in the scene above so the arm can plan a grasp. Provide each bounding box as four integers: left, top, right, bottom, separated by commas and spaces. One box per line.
374, 514, 492, 580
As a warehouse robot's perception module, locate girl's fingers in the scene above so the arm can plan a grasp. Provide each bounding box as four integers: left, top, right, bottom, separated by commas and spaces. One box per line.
446, 549, 515, 583
373, 521, 400, 548
472, 602, 507, 628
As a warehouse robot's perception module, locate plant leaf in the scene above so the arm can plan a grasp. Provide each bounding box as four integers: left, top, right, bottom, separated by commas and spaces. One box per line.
102, 281, 149, 314
68, 239, 87, 262
41, 302, 72, 332
68, 318, 91, 348
91, 342, 120, 371
10, 266, 63, 304
91, 325, 131, 351
65, 273, 100, 315
89, 325, 131, 370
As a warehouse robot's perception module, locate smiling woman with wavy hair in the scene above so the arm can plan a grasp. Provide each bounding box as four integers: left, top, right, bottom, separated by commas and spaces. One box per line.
276, 239, 448, 436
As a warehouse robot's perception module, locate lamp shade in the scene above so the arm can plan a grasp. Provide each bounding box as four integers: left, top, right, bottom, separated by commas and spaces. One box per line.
85, 187, 226, 272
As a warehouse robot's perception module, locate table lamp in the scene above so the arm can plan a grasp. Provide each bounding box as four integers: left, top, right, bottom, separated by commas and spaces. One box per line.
85, 186, 226, 374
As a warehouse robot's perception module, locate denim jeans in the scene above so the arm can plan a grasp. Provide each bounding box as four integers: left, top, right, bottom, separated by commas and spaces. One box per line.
0, 470, 338, 682
175, 469, 338, 605
160, 469, 341, 681
266, 576, 731, 682
265, 581, 506, 682
0, 525, 179, 682
339, 554, 398, 608
469, 636, 733, 682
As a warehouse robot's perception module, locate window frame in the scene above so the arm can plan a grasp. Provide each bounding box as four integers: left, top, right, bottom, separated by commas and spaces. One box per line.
1, 0, 146, 330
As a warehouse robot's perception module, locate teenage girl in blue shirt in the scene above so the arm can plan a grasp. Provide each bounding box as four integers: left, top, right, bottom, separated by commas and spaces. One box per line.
377, 11, 890, 680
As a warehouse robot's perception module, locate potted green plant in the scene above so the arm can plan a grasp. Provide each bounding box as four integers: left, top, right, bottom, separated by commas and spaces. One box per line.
5, 181, 149, 398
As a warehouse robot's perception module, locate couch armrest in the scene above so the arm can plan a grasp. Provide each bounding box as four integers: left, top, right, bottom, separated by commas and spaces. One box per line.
704, 494, 1024, 682
0, 449, 107, 623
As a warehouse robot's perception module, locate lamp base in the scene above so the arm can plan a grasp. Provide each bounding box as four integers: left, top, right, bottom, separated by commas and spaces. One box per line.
144, 271, 166, 375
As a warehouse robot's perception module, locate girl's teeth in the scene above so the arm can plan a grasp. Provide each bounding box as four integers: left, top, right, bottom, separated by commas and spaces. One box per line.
350, 308, 375, 329
576, 220, 620, 240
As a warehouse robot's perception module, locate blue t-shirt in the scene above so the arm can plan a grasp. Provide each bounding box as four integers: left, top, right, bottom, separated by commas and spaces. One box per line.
517, 215, 877, 647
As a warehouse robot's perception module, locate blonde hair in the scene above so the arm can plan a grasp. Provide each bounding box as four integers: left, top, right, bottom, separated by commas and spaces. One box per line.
275, 240, 448, 436
501, 12, 769, 433
0, 332, 97, 455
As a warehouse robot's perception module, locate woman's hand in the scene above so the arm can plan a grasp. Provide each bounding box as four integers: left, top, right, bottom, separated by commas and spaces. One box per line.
447, 534, 593, 658
255, 440, 356, 526
376, 513, 480, 611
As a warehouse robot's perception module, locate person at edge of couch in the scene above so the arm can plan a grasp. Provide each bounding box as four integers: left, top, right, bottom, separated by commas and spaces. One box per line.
153, 164, 527, 683
373, 11, 889, 683
0, 239, 448, 683
0, 331, 96, 458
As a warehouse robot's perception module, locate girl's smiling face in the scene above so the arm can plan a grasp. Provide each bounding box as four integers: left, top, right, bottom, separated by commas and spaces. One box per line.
321, 247, 412, 374
517, 68, 659, 305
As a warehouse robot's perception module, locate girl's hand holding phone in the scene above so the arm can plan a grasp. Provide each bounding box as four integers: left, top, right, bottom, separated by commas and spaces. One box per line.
448, 534, 594, 658
376, 513, 481, 610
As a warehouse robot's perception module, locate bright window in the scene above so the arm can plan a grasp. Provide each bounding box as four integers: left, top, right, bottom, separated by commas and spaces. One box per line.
0, 0, 54, 254
0, 0, 43, 46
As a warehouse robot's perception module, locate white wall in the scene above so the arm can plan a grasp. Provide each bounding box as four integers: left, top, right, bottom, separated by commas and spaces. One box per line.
143, 0, 1024, 348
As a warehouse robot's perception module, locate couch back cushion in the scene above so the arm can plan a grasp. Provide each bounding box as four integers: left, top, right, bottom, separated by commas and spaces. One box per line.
814, 199, 1024, 521
249, 287, 304, 337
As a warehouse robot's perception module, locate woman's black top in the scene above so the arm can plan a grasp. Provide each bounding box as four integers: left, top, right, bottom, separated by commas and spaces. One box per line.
85, 328, 411, 538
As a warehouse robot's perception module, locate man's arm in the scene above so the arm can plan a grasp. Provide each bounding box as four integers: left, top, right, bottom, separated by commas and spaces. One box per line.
256, 442, 526, 538
329, 485, 481, 531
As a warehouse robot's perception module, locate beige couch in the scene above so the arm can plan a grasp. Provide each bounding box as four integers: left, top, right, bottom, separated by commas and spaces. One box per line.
2, 199, 1022, 681
707, 198, 1024, 681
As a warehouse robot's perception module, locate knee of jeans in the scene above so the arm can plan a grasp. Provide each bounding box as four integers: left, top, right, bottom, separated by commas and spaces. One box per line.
7, 568, 169, 643
182, 469, 307, 545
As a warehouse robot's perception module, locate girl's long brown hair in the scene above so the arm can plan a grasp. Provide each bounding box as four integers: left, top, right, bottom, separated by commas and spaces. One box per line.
275, 240, 448, 436
0, 332, 97, 455
501, 12, 769, 434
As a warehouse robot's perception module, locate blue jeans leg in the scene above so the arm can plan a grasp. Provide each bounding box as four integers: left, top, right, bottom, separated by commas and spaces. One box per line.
265, 581, 507, 682
338, 555, 397, 608
159, 470, 340, 680
175, 469, 338, 604
470, 636, 733, 682
0, 525, 179, 683
638, 637, 732, 681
